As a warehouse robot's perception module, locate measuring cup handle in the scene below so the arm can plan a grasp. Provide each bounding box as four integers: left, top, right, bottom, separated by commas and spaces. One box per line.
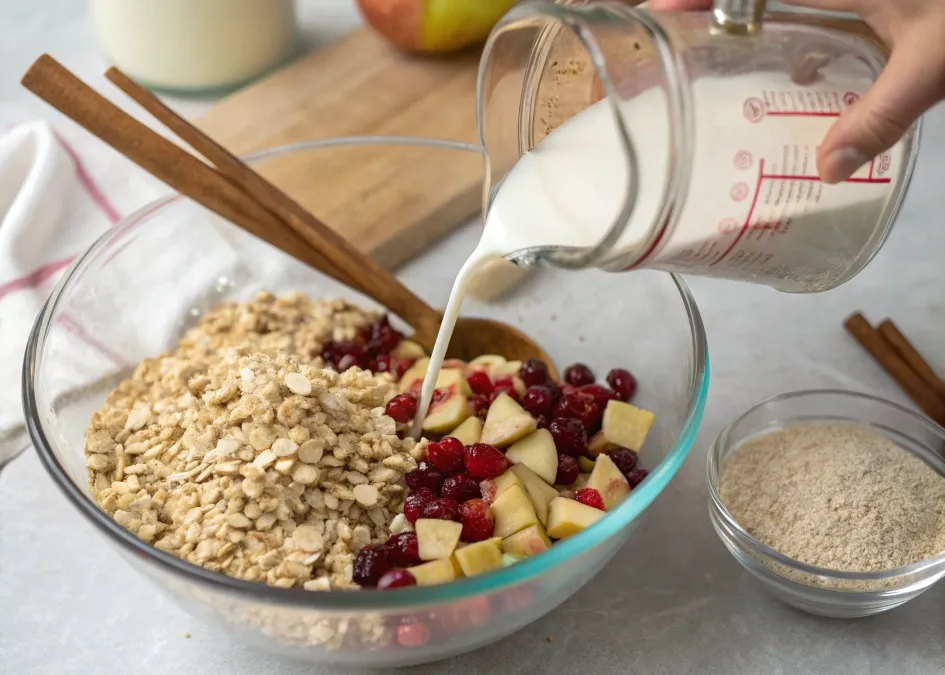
712, 0, 766, 34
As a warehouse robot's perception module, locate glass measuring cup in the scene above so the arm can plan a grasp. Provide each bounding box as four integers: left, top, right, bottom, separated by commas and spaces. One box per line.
477, 0, 920, 292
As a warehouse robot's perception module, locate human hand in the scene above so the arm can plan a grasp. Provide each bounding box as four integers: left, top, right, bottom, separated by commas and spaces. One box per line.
649, 0, 945, 183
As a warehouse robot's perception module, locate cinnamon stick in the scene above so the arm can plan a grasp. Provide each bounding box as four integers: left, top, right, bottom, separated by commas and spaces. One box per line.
844, 312, 945, 426
877, 319, 945, 403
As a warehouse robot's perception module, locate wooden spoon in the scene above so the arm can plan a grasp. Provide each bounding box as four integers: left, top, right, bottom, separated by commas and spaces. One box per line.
21, 55, 554, 372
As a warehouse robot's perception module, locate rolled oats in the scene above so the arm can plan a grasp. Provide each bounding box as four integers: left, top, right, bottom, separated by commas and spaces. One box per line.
83, 294, 422, 592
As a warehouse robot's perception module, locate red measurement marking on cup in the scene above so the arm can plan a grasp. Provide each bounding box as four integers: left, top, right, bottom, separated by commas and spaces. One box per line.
717, 218, 739, 235
711, 157, 891, 268
733, 150, 753, 170
730, 182, 750, 202
743, 98, 765, 123
766, 111, 840, 118
843, 92, 860, 106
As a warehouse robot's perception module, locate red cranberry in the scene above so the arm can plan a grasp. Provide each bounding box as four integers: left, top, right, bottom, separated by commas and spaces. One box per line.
384, 532, 420, 567
459, 498, 495, 542
574, 488, 605, 510
555, 454, 579, 485
420, 497, 461, 522
396, 620, 430, 647
405, 461, 444, 494
522, 385, 555, 418
426, 437, 465, 474
441, 473, 481, 503
548, 418, 587, 457
392, 357, 415, 380
466, 371, 494, 396
606, 368, 638, 401
536, 415, 551, 430
563, 363, 595, 387
580, 384, 615, 412
365, 315, 404, 355
554, 391, 601, 431
337, 353, 361, 372
377, 569, 417, 590
352, 546, 391, 587
627, 468, 648, 488
518, 358, 550, 388
385, 393, 418, 424
373, 354, 392, 373
403, 488, 435, 524
464, 443, 511, 479
491, 377, 520, 403
609, 448, 638, 477
469, 394, 490, 419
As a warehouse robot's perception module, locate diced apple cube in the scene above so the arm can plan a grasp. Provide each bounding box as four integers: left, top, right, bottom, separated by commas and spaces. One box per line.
578, 455, 596, 473
416, 519, 463, 561
602, 400, 655, 451
490, 484, 540, 538
398, 357, 430, 394
409, 556, 463, 586
585, 453, 631, 510
422, 393, 472, 433
502, 523, 552, 557
587, 431, 616, 458
468, 355, 506, 374
454, 537, 503, 576
449, 416, 483, 445
392, 340, 426, 360
502, 553, 525, 567
510, 464, 559, 526
546, 497, 605, 539
492, 360, 523, 377
506, 429, 558, 485
481, 394, 537, 447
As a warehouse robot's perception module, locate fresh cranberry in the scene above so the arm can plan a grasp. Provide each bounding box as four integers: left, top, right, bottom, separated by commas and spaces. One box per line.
580, 384, 615, 412
321, 339, 362, 366
518, 358, 550, 388
522, 385, 556, 418
405, 461, 444, 494
609, 448, 638, 477
397, 620, 431, 647
491, 377, 520, 403
563, 363, 595, 387
555, 454, 579, 485
420, 497, 461, 522
385, 532, 420, 567
392, 357, 415, 380
365, 315, 404, 355
548, 418, 587, 457
337, 353, 361, 372
469, 394, 490, 419
574, 488, 605, 510
426, 437, 465, 474
606, 368, 638, 401
459, 498, 495, 542
536, 414, 551, 430
353, 546, 391, 587
464, 443, 511, 479
385, 393, 418, 423
403, 488, 435, 524
373, 354, 392, 373
377, 569, 417, 590
554, 391, 601, 431
627, 468, 648, 488
441, 473, 481, 503
466, 371, 494, 396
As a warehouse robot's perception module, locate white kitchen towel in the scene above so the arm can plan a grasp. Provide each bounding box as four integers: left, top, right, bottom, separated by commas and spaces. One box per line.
0, 121, 170, 464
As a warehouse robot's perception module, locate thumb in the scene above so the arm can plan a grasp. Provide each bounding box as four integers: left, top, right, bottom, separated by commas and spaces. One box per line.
818, 46, 938, 183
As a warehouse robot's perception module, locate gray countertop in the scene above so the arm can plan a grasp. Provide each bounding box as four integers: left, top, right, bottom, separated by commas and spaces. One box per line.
3, 1, 945, 673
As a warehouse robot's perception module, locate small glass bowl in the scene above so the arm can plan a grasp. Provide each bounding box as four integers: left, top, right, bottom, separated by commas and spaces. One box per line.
708, 389, 945, 618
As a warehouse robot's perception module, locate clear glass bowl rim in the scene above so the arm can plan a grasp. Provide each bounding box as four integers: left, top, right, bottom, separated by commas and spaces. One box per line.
707, 388, 945, 583
23, 135, 709, 611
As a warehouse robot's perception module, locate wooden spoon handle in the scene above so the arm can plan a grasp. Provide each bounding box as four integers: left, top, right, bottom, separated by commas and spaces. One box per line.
20, 55, 442, 349
102, 66, 443, 347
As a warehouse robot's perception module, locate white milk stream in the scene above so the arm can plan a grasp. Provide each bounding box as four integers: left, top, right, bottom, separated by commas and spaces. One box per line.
411, 66, 902, 434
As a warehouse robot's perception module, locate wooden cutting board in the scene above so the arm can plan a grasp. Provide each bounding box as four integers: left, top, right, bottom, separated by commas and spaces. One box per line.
196, 28, 484, 269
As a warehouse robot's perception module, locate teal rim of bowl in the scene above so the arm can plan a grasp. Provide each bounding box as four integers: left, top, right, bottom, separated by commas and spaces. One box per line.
707, 388, 945, 584
23, 135, 710, 611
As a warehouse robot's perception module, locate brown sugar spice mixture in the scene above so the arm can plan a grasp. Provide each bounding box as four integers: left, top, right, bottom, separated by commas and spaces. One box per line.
720, 423, 945, 572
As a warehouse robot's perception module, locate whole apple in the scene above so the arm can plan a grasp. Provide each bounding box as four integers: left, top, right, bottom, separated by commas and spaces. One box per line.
355, 0, 520, 54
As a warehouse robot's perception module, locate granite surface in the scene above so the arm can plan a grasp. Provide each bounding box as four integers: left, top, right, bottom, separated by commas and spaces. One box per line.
3, 1, 945, 673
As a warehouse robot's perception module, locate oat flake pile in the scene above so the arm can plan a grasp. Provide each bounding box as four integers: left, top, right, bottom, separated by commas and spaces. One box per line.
84, 294, 425, 591
720, 423, 945, 573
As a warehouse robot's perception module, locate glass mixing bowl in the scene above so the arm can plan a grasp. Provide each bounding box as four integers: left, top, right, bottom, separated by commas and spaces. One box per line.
23, 137, 708, 666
